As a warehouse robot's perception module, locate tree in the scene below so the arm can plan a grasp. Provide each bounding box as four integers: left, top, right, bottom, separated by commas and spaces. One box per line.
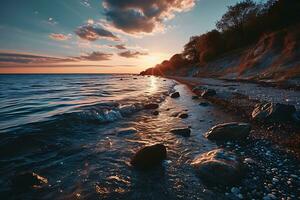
216, 0, 259, 32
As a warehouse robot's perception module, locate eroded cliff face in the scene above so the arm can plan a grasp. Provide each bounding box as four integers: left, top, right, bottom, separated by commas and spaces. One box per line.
142, 25, 300, 84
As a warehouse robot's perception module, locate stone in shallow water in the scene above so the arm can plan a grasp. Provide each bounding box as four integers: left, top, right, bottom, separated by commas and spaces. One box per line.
117, 128, 138, 136
252, 102, 296, 123
170, 92, 180, 98
170, 127, 191, 137
201, 89, 216, 98
131, 143, 167, 169
179, 113, 188, 119
205, 122, 251, 141
12, 172, 48, 190
144, 103, 159, 109
191, 149, 244, 186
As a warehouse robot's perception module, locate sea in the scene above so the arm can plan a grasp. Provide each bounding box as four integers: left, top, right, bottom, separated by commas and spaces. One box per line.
0, 74, 239, 199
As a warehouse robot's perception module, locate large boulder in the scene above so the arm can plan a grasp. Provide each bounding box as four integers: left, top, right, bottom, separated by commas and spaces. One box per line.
205, 122, 251, 141
131, 143, 167, 169
252, 103, 296, 123
191, 149, 244, 186
170, 92, 180, 98
201, 89, 216, 98
170, 127, 191, 137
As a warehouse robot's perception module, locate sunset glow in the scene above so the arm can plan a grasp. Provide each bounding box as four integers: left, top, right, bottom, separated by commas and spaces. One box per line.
0, 0, 247, 74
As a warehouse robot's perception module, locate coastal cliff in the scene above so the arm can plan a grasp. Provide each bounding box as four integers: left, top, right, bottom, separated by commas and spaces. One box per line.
140, 0, 300, 86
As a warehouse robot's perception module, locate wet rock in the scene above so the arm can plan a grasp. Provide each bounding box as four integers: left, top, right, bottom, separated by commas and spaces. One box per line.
192, 95, 199, 99
144, 103, 159, 109
201, 89, 216, 98
252, 103, 296, 123
131, 143, 167, 169
12, 172, 48, 190
191, 149, 244, 186
199, 102, 210, 106
179, 113, 188, 119
170, 92, 180, 98
205, 122, 251, 141
263, 194, 277, 200
192, 85, 206, 93
152, 110, 159, 116
170, 127, 191, 137
117, 128, 138, 136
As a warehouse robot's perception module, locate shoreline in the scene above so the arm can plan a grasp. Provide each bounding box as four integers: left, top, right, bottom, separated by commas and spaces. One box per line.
166, 76, 300, 159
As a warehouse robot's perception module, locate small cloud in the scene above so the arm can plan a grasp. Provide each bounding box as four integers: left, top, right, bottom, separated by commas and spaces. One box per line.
49, 33, 72, 41
114, 44, 127, 50
47, 17, 58, 25
118, 50, 148, 58
78, 51, 113, 61
75, 24, 120, 41
80, 0, 91, 8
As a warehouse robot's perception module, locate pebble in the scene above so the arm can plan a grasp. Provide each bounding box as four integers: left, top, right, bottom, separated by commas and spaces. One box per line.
231, 187, 240, 195
272, 178, 279, 183
263, 193, 277, 200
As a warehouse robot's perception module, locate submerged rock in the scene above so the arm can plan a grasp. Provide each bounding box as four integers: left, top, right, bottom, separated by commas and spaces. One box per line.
117, 128, 138, 136
131, 143, 167, 169
252, 102, 296, 123
205, 122, 251, 141
201, 89, 216, 98
144, 103, 159, 109
170, 127, 191, 137
199, 102, 210, 106
191, 149, 244, 186
12, 172, 48, 190
152, 110, 159, 115
179, 113, 188, 119
170, 92, 180, 98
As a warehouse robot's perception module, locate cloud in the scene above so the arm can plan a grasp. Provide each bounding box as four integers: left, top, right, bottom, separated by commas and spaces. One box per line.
49, 33, 72, 41
75, 24, 120, 41
118, 50, 148, 58
0, 52, 75, 64
78, 51, 113, 61
102, 0, 196, 35
0, 51, 112, 65
80, 0, 91, 8
114, 44, 127, 50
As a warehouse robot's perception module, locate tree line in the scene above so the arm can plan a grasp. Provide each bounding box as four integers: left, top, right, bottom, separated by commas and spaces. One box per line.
141, 0, 300, 75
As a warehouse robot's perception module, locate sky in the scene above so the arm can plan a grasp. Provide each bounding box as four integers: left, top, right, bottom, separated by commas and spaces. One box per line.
0, 0, 248, 74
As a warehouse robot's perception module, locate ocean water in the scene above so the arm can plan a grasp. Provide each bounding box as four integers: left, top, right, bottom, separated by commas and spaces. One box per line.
0, 74, 240, 199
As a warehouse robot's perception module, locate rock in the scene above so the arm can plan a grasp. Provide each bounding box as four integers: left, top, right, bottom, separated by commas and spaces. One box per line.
201, 89, 216, 98
205, 122, 251, 141
263, 194, 277, 200
199, 102, 210, 106
191, 149, 244, 186
133, 77, 138, 80
12, 172, 48, 190
252, 103, 296, 123
170, 128, 191, 137
192, 85, 206, 93
152, 110, 159, 115
192, 96, 199, 99
170, 92, 180, 98
117, 128, 138, 136
144, 103, 159, 109
231, 187, 240, 195
131, 143, 167, 169
179, 113, 188, 119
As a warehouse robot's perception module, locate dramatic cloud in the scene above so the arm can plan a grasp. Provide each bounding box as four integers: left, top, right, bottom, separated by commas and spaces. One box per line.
102, 0, 196, 34
114, 44, 127, 50
49, 33, 72, 41
78, 51, 113, 61
0, 52, 75, 64
118, 50, 148, 58
75, 24, 120, 41
0, 51, 112, 65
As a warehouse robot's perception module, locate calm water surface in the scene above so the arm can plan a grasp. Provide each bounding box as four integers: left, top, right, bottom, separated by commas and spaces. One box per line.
0, 74, 240, 199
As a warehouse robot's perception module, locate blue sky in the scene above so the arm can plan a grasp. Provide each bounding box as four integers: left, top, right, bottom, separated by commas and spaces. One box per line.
0, 0, 255, 73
